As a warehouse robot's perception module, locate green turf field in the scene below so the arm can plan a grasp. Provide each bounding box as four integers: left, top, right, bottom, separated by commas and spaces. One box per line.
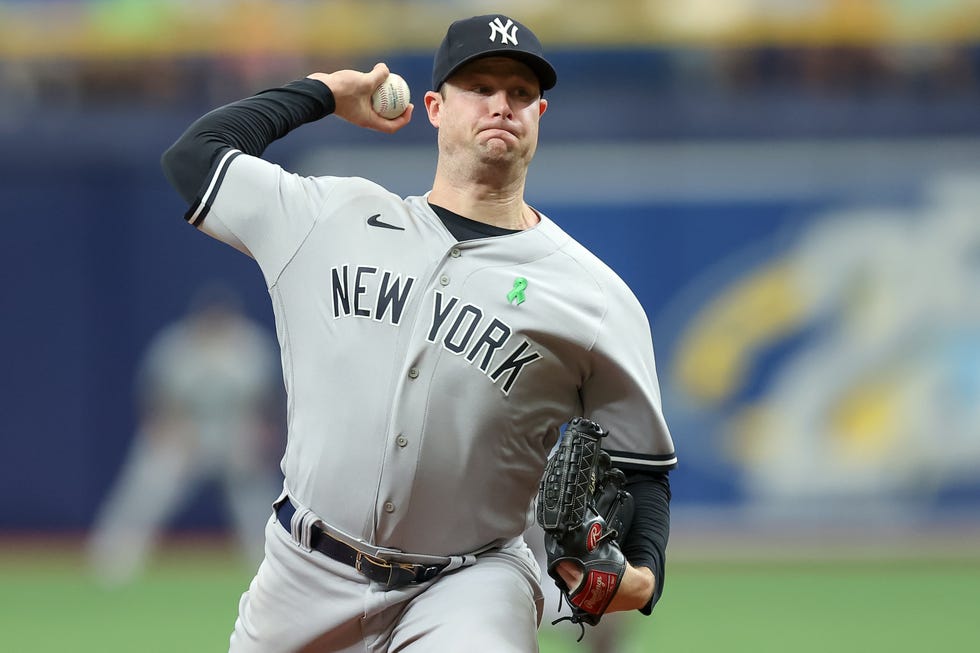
2, 543, 978, 652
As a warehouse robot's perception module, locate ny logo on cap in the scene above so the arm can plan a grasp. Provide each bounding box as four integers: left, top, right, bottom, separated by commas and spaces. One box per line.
488, 17, 519, 46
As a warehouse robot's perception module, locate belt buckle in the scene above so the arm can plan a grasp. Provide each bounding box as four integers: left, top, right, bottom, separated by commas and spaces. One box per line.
418, 564, 442, 582
354, 551, 387, 578
355, 552, 422, 590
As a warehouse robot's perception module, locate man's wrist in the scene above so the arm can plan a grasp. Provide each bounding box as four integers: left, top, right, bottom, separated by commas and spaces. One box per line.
286, 77, 335, 116
610, 563, 656, 612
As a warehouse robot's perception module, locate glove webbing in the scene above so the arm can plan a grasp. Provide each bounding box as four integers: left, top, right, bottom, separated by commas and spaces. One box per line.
538, 422, 604, 532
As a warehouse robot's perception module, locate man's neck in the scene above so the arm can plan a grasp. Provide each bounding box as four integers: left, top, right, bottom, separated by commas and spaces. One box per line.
429, 172, 537, 231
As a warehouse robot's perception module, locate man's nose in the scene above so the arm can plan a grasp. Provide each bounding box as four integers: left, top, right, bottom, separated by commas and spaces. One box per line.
490, 90, 514, 118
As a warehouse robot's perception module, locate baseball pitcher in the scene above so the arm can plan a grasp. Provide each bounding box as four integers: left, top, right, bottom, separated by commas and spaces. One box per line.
161, 13, 676, 653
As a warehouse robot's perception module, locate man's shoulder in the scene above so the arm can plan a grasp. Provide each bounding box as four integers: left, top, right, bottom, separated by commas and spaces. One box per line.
540, 218, 645, 312
543, 221, 626, 284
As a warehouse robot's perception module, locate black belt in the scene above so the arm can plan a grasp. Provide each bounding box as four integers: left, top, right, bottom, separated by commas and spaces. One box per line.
275, 499, 446, 590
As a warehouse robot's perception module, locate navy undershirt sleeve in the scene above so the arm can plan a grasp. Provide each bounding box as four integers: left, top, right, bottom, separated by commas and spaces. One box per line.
161, 78, 335, 205
622, 469, 672, 614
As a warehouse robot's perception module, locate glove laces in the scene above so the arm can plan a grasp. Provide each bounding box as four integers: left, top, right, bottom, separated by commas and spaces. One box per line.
551, 593, 587, 642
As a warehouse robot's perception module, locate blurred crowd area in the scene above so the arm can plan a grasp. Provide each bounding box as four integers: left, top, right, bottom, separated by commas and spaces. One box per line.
1, 0, 980, 129
4, 44, 980, 112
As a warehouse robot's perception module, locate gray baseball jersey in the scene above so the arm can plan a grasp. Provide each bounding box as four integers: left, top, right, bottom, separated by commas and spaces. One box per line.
195, 149, 675, 556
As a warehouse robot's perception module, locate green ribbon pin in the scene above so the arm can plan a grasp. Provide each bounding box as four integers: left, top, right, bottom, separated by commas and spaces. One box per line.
507, 277, 528, 305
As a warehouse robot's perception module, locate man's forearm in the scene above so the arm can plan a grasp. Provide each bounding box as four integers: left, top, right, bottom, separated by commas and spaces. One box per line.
608, 563, 656, 612
622, 470, 672, 614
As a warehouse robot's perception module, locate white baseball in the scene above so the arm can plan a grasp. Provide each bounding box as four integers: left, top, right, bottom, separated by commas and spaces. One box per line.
371, 73, 411, 120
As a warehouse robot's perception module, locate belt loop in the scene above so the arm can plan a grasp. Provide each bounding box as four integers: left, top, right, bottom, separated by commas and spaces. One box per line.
291, 507, 315, 552
442, 554, 477, 574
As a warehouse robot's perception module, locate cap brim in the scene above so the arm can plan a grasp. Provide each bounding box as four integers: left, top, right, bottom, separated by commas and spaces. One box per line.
440, 49, 557, 91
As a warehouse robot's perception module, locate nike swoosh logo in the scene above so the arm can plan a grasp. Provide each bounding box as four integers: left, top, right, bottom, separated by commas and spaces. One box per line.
367, 214, 405, 231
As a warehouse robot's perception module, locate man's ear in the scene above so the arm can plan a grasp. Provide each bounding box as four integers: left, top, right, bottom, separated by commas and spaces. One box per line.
424, 90, 443, 128
539, 98, 548, 117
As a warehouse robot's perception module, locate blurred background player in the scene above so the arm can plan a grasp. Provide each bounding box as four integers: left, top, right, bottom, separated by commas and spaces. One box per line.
87, 283, 284, 586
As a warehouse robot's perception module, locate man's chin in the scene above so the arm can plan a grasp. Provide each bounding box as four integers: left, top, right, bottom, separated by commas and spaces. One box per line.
477, 138, 521, 162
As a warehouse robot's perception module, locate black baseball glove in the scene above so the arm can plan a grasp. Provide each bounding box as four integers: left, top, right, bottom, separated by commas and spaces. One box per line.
536, 417, 634, 637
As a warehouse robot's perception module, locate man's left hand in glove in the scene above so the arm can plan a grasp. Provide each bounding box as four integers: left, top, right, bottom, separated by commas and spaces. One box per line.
536, 417, 656, 635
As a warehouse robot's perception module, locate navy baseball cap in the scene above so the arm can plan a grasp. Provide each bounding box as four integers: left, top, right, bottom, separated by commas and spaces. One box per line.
432, 15, 557, 91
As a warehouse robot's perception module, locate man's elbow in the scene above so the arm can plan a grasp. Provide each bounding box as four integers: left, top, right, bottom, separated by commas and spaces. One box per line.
160, 140, 201, 206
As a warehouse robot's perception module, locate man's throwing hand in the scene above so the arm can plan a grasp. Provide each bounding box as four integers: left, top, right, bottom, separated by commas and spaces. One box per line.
307, 63, 414, 133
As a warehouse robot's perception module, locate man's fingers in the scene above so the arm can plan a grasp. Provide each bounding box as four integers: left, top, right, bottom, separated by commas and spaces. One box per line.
556, 560, 584, 591
371, 103, 414, 133
368, 62, 391, 87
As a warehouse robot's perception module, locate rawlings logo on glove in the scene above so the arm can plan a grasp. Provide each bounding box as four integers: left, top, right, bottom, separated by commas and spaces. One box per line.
536, 417, 633, 639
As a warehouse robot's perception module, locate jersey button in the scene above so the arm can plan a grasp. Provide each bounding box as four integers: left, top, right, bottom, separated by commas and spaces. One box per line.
383, 502, 396, 513
439, 275, 450, 286
450, 247, 461, 258
396, 436, 408, 447
408, 367, 419, 379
